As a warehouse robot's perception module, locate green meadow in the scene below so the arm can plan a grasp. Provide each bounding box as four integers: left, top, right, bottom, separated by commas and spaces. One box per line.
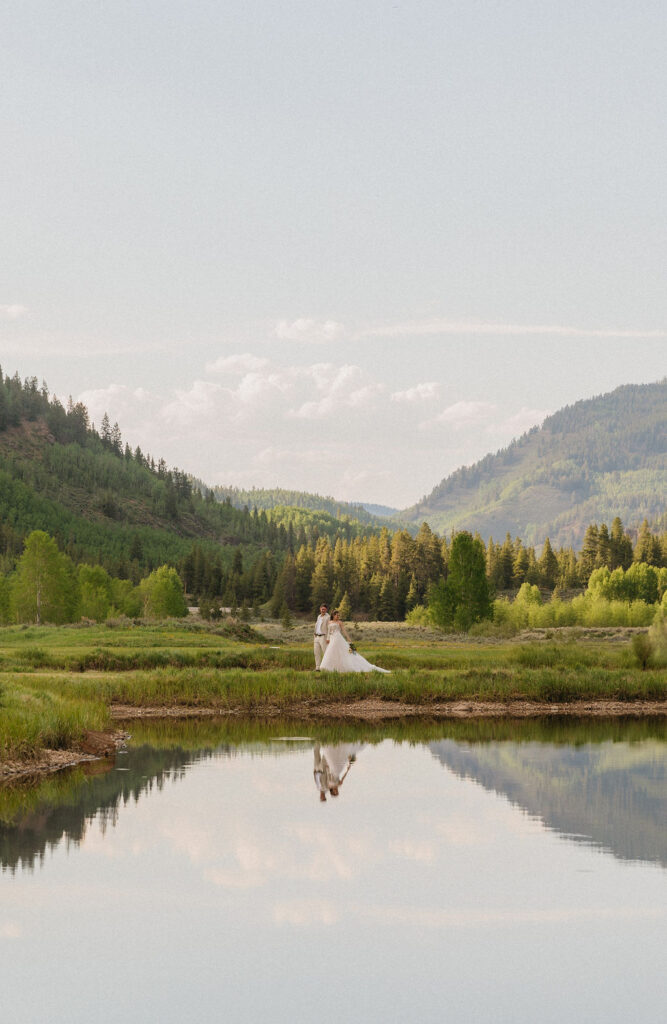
1, 620, 666, 764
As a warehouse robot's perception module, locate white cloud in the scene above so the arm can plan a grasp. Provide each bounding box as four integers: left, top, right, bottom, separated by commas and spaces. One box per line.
206, 353, 269, 374
432, 400, 497, 428
359, 319, 667, 340
491, 406, 550, 438
274, 318, 345, 343
391, 382, 440, 403
160, 380, 225, 425
0, 303, 28, 318
290, 364, 384, 419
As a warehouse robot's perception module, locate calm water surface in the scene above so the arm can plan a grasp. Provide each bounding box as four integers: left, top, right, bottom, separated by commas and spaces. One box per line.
1, 718, 666, 1023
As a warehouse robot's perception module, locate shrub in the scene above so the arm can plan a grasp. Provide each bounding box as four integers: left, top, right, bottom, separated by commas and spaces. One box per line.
631, 634, 654, 671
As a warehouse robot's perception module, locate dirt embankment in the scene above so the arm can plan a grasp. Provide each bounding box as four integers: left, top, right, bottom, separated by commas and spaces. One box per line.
110, 699, 667, 721
0, 730, 128, 783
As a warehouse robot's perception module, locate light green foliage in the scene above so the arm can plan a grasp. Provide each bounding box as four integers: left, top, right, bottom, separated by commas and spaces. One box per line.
10, 530, 78, 624
78, 563, 113, 621
494, 591, 657, 631
405, 604, 431, 626
648, 609, 667, 665
631, 634, 654, 670
110, 578, 142, 617
588, 562, 661, 604
139, 565, 188, 619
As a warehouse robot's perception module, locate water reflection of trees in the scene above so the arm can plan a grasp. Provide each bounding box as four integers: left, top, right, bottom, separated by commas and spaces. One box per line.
0, 739, 297, 873
2, 718, 666, 873
0, 746, 212, 873
429, 738, 667, 869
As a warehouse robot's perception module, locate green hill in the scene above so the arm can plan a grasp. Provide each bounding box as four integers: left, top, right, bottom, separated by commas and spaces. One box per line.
206, 484, 404, 530
0, 373, 371, 583
405, 380, 667, 547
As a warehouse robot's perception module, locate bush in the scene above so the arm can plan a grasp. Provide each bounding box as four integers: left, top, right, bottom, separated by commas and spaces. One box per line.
139, 565, 187, 618
631, 634, 654, 671
405, 604, 431, 626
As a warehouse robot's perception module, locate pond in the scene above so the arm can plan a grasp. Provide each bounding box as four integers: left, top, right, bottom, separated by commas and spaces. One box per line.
2, 718, 666, 1023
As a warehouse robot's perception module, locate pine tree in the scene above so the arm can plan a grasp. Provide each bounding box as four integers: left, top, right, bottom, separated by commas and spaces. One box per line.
597, 523, 611, 567
110, 421, 122, 455
610, 517, 633, 570
100, 412, 112, 447
500, 533, 514, 589
429, 532, 492, 631
337, 591, 352, 620
512, 539, 529, 588
378, 578, 396, 621
579, 524, 600, 583
539, 537, 559, 590
634, 519, 661, 566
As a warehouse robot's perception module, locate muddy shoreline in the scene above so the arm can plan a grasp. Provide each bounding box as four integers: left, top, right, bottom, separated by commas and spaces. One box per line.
110, 698, 667, 721
2, 700, 666, 782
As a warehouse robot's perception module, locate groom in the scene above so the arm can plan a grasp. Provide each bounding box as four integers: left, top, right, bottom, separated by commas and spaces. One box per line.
313, 603, 330, 670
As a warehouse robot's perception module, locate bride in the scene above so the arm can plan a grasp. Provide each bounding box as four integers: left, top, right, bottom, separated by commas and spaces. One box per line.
319, 610, 390, 674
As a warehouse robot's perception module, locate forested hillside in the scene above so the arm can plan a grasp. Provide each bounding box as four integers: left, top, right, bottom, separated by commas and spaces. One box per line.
407, 380, 666, 547
0, 372, 370, 594
206, 485, 403, 530
0, 369, 665, 625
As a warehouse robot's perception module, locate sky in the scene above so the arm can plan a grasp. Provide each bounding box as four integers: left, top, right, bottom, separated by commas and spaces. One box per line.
1, 1, 666, 508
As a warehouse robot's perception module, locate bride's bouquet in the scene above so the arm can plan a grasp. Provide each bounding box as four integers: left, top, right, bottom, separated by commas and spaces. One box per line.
348, 643, 357, 654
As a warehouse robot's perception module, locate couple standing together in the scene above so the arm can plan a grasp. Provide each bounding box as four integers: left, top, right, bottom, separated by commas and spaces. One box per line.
313, 604, 389, 674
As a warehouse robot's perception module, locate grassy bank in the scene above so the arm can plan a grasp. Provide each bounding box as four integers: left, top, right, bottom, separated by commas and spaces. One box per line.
1, 621, 666, 765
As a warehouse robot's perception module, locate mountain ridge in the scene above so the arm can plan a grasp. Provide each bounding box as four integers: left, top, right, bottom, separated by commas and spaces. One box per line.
403, 379, 666, 547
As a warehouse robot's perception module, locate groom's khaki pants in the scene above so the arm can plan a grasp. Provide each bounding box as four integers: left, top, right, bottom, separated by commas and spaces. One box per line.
314, 635, 327, 669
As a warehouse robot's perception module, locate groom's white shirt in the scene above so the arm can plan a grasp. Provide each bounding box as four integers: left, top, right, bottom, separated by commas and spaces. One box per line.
315, 613, 330, 635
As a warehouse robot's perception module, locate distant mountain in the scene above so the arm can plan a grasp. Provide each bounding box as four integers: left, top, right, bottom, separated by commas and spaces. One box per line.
405, 380, 667, 547
207, 485, 404, 530
359, 502, 401, 519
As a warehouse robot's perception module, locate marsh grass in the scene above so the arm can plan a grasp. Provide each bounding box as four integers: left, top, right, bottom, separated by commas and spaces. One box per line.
1, 621, 665, 763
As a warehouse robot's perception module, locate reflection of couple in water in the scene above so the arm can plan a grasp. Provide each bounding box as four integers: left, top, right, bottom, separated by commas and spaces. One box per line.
313, 743, 365, 802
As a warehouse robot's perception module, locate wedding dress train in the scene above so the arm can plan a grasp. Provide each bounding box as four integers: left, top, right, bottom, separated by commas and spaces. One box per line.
319, 624, 390, 673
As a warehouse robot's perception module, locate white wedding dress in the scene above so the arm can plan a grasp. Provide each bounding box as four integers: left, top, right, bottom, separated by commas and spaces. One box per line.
319, 622, 390, 673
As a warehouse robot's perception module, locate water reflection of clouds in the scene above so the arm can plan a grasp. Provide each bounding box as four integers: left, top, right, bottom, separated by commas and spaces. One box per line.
270, 899, 667, 931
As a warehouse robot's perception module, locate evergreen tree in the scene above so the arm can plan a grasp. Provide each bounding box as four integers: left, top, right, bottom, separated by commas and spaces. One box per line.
634, 519, 662, 566
539, 537, 559, 590
512, 539, 529, 587
610, 517, 633, 570
597, 523, 611, 567
579, 523, 600, 583
337, 591, 352, 620
500, 533, 514, 589
428, 532, 492, 631
100, 412, 112, 447
378, 577, 396, 621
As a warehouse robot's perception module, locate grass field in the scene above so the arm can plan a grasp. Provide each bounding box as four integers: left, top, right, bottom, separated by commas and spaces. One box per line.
1, 619, 665, 765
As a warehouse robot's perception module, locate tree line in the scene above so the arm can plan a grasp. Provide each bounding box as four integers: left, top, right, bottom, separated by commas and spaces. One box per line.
189, 516, 667, 622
